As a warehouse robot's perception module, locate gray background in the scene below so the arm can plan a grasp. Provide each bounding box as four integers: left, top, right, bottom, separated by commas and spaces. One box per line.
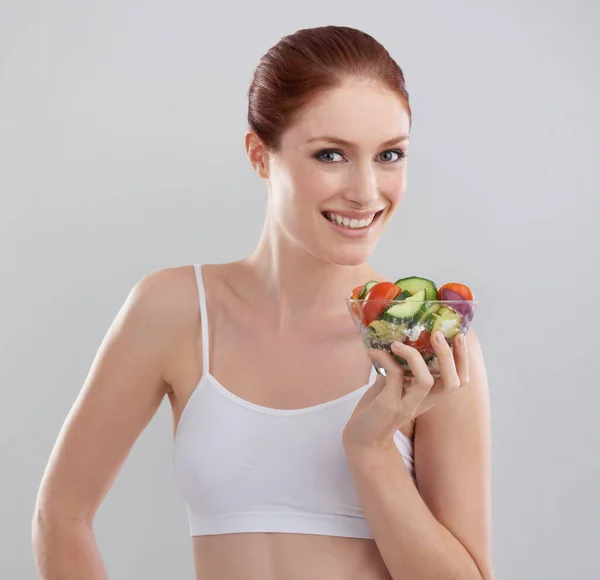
1, 1, 598, 578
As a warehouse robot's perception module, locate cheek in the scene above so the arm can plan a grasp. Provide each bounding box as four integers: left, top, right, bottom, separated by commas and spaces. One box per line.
269, 171, 315, 234
274, 165, 338, 223
384, 170, 407, 204
290, 163, 339, 205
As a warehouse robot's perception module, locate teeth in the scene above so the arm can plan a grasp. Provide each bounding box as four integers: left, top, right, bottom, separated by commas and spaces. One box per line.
325, 212, 376, 229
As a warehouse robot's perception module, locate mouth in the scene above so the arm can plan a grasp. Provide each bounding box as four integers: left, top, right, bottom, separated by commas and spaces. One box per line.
321, 210, 384, 231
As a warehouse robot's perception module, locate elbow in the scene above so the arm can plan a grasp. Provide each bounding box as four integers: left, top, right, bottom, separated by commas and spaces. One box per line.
32, 506, 55, 567
32, 502, 91, 549
32, 504, 53, 544
31, 506, 105, 579
32, 505, 59, 554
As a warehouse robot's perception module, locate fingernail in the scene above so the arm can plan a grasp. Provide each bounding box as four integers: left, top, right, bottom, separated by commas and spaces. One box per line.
436, 331, 445, 344
392, 341, 403, 349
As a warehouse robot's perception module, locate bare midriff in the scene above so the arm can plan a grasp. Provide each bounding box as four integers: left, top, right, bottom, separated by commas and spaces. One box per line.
190, 533, 393, 580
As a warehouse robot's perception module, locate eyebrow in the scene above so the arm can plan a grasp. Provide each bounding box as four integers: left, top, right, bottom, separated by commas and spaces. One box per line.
306, 135, 409, 148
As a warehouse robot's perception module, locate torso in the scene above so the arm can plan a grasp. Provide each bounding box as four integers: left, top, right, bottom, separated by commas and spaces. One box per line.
163, 263, 415, 580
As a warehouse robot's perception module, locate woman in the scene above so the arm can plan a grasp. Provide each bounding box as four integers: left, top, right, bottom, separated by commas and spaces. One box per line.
32, 26, 494, 580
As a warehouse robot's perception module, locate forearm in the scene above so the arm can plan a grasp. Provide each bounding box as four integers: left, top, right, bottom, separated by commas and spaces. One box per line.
32, 511, 108, 580
346, 445, 488, 580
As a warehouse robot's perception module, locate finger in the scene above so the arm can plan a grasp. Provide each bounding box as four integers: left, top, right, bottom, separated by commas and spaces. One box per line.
366, 348, 430, 426
367, 346, 407, 378
390, 341, 435, 408
358, 371, 387, 406
430, 331, 461, 391
366, 348, 407, 400
390, 340, 431, 383
452, 331, 471, 387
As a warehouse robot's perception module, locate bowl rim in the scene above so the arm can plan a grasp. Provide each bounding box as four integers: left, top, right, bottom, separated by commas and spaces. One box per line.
345, 298, 478, 303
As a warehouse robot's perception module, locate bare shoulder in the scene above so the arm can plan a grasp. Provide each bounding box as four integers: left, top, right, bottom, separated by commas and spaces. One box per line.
133, 264, 200, 328
136, 265, 204, 387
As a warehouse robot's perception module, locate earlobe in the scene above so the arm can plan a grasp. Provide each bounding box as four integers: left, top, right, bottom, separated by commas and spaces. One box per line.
244, 131, 270, 179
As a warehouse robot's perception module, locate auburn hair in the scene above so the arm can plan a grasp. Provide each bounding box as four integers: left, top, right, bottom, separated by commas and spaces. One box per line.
247, 25, 411, 151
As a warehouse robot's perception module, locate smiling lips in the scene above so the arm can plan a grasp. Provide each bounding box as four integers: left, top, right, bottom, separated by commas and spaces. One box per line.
323, 210, 382, 230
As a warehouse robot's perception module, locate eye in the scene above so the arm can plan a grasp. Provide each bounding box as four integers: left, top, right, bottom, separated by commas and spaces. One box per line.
313, 148, 407, 164
379, 149, 407, 163
315, 150, 345, 163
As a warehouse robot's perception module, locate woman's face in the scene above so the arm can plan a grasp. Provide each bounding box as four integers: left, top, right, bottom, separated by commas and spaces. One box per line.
253, 80, 411, 266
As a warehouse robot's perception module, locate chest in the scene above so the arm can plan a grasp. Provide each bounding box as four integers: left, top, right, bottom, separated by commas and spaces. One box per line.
203, 311, 415, 441
208, 311, 372, 410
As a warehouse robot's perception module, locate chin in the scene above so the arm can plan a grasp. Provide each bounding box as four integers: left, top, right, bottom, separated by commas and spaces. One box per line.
323, 245, 375, 267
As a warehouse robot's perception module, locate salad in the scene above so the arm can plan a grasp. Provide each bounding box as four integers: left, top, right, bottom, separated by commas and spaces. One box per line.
348, 276, 476, 371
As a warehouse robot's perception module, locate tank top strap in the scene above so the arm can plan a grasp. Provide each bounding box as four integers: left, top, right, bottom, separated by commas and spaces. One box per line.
193, 264, 210, 377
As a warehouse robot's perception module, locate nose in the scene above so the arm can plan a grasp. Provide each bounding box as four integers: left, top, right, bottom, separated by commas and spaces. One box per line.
342, 161, 379, 207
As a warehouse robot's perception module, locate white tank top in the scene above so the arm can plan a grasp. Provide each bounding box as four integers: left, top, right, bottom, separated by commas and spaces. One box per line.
173, 264, 416, 539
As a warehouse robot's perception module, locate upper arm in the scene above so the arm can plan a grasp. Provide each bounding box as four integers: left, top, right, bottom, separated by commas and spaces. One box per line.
413, 328, 494, 578
34, 268, 184, 525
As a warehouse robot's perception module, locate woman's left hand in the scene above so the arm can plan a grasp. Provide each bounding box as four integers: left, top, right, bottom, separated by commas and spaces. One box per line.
342, 331, 470, 453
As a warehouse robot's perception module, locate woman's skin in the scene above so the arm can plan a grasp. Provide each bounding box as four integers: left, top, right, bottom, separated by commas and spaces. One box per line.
33, 79, 493, 579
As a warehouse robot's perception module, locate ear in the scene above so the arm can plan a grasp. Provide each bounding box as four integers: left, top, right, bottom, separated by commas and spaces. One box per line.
244, 130, 270, 179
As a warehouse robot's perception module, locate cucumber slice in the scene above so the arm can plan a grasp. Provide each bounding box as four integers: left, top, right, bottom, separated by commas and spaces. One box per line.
396, 289, 412, 300
430, 306, 463, 339
381, 289, 426, 322
359, 280, 378, 299
394, 276, 438, 301
416, 302, 442, 332
367, 319, 388, 336
368, 319, 409, 342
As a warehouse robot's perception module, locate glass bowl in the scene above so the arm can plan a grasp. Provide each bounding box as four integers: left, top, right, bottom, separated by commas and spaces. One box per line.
346, 298, 478, 378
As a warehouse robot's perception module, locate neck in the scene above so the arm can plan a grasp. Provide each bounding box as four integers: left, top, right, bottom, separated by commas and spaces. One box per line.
243, 214, 376, 326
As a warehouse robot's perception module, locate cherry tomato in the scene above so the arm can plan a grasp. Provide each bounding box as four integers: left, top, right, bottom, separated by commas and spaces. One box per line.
349, 284, 365, 318
362, 282, 401, 325
438, 282, 474, 301
404, 330, 434, 356
350, 285, 364, 300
